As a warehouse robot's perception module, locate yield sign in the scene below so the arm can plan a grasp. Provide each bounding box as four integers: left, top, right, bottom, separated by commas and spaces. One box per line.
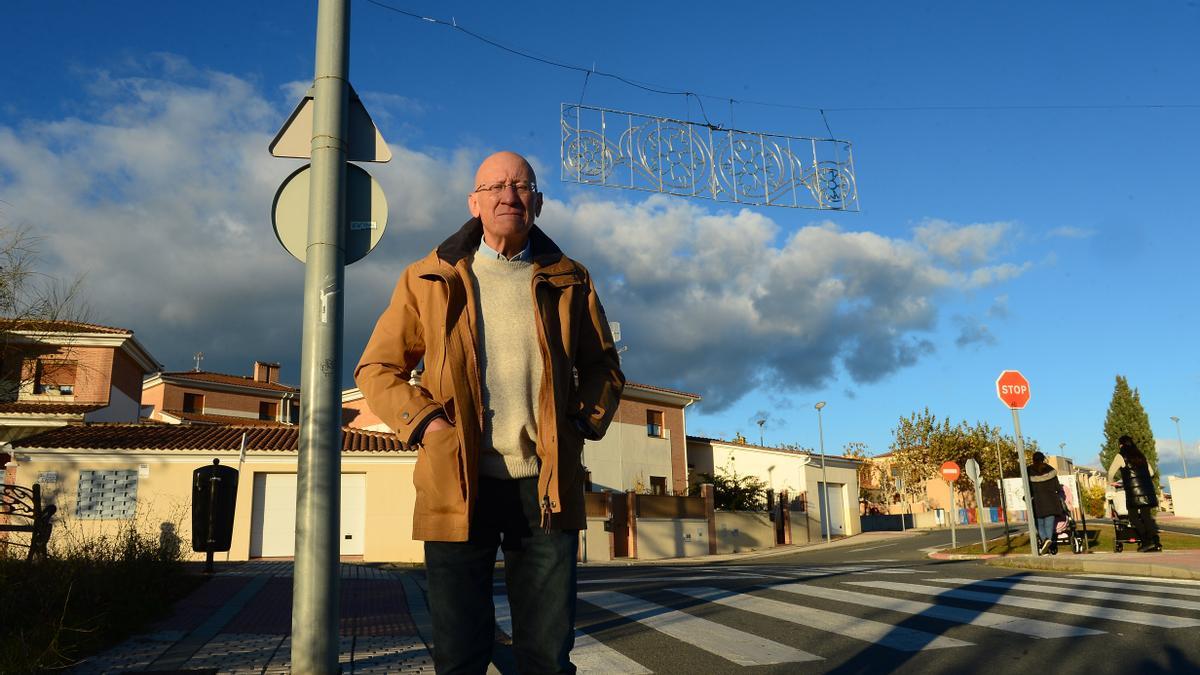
940, 461, 961, 482
996, 370, 1031, 409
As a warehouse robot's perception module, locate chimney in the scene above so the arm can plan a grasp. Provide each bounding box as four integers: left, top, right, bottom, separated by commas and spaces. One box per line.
253, 361, 281, 384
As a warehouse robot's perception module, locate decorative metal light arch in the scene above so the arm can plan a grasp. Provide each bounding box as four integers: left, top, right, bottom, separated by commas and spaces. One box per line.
560, 103, 858, 211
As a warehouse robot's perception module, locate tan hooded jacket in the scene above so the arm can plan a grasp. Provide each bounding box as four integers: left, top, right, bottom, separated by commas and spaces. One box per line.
355, 219, 625, 541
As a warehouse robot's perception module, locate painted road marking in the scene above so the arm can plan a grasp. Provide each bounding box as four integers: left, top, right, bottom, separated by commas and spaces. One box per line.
846, 580, 1200, 629
933, 577, 1200, 612
579, 591, 820, 666
772, 581, 1101, 638
671, 587, 970, 651
495, 595, 651, 674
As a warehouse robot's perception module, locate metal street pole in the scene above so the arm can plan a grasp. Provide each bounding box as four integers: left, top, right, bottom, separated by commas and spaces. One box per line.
292, 0, 349, 671
1171, 416, 1189, 478
815, 401, 831, 543
994, 430, 1011, 551
1011, 410, 1041, 556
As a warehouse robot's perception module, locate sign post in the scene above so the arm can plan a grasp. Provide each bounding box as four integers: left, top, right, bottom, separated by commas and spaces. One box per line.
941, 461, 960, 549
996, 370, 1040, 556
965, 458, 987, 553
993, 429, 1012, 551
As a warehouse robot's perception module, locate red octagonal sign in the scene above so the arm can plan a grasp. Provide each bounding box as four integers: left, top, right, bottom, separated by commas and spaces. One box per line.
996, 370, 1031, 409
940, 461, 960, 482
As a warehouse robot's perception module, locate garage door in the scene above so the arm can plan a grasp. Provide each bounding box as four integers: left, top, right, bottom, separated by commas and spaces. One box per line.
818, 481, 846, 537
250, 473, 366, 558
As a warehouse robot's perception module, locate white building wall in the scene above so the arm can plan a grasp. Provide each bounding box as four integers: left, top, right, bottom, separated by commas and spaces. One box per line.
582, 420, 674, 492
1169, 476, 1200, 518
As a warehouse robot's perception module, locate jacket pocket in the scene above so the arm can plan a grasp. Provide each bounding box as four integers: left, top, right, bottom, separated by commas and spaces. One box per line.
414, 426, 466, 515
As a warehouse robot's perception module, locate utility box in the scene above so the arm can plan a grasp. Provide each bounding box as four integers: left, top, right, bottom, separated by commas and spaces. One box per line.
191, 459, 239, 553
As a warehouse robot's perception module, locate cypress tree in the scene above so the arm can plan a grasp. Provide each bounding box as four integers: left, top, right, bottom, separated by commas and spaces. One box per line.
1100, 375, 1158, 488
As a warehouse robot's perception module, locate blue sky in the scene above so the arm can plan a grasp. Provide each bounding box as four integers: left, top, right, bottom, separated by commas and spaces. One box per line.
2, 1, 1199, 477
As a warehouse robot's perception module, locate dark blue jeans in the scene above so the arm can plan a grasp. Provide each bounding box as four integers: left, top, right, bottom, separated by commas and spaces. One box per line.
424, 477, 578, 675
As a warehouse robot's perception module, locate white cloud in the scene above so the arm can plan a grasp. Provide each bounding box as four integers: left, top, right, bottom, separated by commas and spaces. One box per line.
0, 58, 1032, 410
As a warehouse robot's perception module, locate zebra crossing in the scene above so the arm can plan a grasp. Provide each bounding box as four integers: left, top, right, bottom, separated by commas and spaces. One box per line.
493, 565, 1200, 672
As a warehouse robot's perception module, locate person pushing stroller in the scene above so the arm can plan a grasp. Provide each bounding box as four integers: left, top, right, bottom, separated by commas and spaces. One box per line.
1107, 435, 1162, 552
1028, 452, 1065, 555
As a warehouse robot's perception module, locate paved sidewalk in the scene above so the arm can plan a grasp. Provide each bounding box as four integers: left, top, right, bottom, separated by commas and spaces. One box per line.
983, 548, 1200, 579
69, 562, 435, 674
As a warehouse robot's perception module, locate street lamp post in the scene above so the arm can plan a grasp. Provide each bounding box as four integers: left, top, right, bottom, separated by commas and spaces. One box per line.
1171, 416, 1189, 478
815, 401, 831, 543
757, 419, 766, 447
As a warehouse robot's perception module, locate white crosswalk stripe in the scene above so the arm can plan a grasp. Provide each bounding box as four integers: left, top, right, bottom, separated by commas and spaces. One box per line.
1076, 573, 1200, 588
933, 577, 1200, 611
1040, 575, 1200, 598
579, 590, 821, 666
670, 587, 972, 651
494, 595, 651, 674
770, 580, 1102, 638
845, 580, 1200, 629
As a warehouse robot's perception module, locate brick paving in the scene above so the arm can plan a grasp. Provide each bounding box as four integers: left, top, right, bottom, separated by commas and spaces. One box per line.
69, 562, 435, 674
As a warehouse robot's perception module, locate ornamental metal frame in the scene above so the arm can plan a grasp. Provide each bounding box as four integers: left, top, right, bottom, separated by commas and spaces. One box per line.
560, 103, 858, 211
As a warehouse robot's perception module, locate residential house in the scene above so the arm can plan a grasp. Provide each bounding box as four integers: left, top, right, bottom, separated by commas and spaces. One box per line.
142, 361, 299, 426
0, 320, 160, 444
8, 423, 421, 562
686, 436, 863, 538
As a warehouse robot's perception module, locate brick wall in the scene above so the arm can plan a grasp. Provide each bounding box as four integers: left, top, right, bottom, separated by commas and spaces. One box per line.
19, 344, 114, 404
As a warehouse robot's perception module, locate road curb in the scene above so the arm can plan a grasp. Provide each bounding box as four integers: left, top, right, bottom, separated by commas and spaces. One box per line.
928, 551, 1001, 560
984, 555, 1200, 580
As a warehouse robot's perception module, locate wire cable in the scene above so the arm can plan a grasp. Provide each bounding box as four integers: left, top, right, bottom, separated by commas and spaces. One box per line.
365, 0, 1200, 118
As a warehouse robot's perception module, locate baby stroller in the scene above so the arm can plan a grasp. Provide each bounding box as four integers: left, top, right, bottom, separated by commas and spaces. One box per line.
1106, 485, 1142, 552
1052, 500, 1086, 554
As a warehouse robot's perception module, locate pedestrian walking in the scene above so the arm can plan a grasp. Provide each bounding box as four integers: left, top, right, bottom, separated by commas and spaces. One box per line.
1028, 452, 1065, 555
1107, 435, 1162, 552
356, 151, 625, 673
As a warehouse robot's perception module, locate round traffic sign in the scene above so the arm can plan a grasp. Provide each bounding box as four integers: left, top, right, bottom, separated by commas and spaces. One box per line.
995, 370, 1031, 409
272, 163, 388, 265
940, 461, 960, 482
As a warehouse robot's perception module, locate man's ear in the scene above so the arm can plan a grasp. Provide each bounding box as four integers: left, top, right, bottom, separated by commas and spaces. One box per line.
468, 193, 481, 219
534, 192, 543, 218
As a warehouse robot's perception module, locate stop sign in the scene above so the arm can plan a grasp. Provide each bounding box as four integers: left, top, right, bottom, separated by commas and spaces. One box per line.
941, 461, 960, 481
996, 370, 1031, 409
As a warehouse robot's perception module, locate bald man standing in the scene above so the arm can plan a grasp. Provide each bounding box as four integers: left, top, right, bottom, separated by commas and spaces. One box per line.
356, 151, 624, 674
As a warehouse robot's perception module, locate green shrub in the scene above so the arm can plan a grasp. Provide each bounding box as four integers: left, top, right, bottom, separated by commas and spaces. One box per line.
0, 518, 199, 673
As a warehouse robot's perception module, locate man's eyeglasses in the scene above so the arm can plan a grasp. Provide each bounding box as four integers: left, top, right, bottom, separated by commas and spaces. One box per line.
473, 181, 537, 195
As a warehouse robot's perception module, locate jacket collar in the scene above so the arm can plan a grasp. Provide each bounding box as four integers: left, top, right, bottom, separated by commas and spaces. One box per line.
435, 218, 564, 267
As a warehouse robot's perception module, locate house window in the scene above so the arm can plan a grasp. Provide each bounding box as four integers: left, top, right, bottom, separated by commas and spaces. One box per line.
34, 359, 77, 395
646, 410, 664, 437
259, 401, 279, 421
650, 476, 667, 495
183, 392, 205, 413
76, 469, 138, 519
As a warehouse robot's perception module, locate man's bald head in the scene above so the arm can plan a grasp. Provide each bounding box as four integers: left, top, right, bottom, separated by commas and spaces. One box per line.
468, 151, 543, 258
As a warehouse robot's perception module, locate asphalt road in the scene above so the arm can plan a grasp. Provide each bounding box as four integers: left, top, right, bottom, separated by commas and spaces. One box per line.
496, 528, 1200, 674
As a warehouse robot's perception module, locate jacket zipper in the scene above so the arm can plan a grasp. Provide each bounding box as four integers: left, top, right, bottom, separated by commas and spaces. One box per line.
531, 273, 558, 523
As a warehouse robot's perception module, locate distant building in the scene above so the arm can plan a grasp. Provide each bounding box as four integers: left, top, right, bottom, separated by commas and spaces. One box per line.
0, 320, 160, 443
141, 361, 299, 426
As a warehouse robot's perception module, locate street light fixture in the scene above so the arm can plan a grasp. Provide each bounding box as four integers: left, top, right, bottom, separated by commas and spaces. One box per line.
757, 419, 766, 447
1171, 416, 1189, 478
815, 401, 831, 543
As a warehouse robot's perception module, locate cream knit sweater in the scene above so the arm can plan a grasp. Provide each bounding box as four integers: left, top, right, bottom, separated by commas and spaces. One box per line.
470, 253, 543, 479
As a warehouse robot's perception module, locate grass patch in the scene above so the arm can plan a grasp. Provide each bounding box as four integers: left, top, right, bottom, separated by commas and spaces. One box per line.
0, 521, 201, 673
947, 523, 1200, 556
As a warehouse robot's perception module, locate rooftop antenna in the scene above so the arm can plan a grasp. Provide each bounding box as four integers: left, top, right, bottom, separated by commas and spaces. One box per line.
193, 352, 204, 372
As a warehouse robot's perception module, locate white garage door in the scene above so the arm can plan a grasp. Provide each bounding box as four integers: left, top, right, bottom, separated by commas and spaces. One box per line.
818, 481, 846, 537
250, 473, 367, 558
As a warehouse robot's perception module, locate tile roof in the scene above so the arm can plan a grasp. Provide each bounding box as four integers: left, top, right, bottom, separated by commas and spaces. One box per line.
13, 423, 409, 453
161, 371, 298, 393
624, 381, 703, 400
0, 401, 102, 415
0, 319, 131, 335
161, 409, 290, 426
